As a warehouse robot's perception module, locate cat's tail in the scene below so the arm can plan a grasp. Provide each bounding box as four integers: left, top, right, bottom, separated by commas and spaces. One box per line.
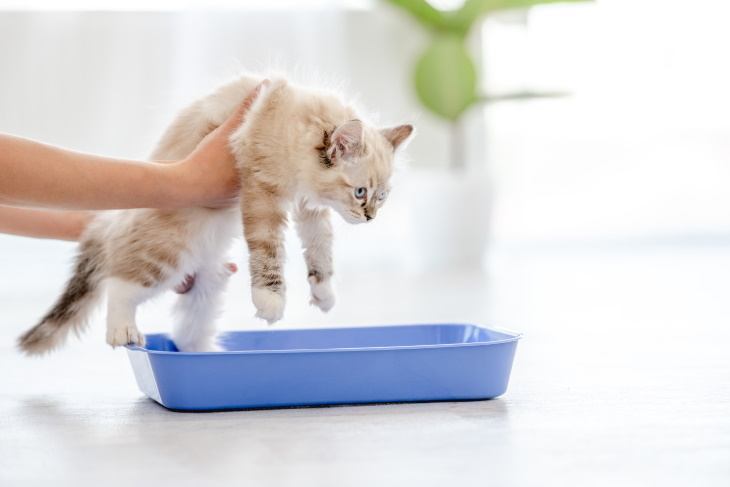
17, 239, 105, 356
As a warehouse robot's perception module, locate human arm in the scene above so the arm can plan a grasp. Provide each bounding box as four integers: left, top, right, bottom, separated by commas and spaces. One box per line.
0, 207, 93, 241
0, 81, 265, 211
0, 135, 176, 210
0, 205, 238, 294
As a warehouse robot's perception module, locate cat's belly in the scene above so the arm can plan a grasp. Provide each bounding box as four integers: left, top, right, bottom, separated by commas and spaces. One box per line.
93, 207, 240, 287
181, 207, 240, 273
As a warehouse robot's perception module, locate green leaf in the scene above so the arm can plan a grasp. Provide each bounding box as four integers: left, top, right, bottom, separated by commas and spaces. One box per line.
382, 0, 591, 37
381, 0, 448, 30
454, 0, 594, 35
485, 0, 591, 11
450, 0, 492, 34
414, 35, 478, 121
480, 91, 570, 103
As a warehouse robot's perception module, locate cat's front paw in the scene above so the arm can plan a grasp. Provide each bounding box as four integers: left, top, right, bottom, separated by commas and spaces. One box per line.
309, 277, 335, 312
252, 287, 285, 325
106, 324, 146, 348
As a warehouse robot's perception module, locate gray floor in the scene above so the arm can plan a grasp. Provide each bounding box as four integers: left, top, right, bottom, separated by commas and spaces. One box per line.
1, 235, 729, 486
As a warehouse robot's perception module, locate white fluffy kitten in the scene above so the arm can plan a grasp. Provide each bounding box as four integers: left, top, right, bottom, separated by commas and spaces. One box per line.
18, 74, 413, 354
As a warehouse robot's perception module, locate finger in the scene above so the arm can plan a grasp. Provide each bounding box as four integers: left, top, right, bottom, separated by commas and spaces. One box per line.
217, 79, 269, 135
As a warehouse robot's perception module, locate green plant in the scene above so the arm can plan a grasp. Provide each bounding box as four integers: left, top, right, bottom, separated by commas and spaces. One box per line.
383, 0, 590, 168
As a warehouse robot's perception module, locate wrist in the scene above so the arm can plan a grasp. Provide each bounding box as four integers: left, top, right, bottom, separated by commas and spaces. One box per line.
150, 162, 194, 210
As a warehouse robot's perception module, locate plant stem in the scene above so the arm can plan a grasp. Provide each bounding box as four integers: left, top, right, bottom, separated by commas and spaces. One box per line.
450, 119, 466, 171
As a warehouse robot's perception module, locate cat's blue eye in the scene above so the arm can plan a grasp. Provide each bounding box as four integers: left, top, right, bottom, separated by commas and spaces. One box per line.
354, 187, 367, 199
378, 191, 388, 201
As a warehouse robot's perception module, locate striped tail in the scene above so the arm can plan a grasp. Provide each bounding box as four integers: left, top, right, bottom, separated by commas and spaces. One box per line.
18, 240, 103, 356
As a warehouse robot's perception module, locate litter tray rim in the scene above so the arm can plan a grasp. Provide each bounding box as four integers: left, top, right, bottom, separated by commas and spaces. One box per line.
125, 323, 523, 356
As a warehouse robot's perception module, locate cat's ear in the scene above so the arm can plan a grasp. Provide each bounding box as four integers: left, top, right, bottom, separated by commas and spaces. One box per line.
381, 125, 414, 151
330, 120, 364, 164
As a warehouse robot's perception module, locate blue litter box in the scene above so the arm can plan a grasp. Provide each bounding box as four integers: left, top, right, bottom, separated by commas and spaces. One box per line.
126, 323, 522, 411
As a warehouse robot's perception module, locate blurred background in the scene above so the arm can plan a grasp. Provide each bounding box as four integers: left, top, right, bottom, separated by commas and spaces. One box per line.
2, 0, 729, 323
2, 0, 729, 255
1, 1, 729, 485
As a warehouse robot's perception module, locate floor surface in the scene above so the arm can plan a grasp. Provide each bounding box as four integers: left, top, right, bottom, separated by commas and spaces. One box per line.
1, 236, 729, 486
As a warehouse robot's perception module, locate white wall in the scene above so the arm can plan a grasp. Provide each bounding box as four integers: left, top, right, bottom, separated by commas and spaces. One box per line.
2, 0, 730, 264
0, 5, 450, 274
0, 6, 444, 165
483, 0, 730, 242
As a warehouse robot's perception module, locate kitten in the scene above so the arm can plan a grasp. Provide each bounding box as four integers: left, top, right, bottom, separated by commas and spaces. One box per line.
17, 74, 413, 354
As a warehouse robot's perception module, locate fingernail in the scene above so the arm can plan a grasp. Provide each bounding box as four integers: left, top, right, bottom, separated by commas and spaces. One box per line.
255, 79, 269, 94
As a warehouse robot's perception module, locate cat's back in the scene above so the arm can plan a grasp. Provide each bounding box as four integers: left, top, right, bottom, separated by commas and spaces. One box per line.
239, 76, 358, 153
186, 73, 358, 146
274, 77, 357, 131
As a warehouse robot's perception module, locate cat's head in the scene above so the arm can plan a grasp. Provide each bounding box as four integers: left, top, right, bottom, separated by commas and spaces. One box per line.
310, 120, 413, 224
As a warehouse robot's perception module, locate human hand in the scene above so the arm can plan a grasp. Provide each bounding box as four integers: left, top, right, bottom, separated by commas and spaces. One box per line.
169, 80, 268, 209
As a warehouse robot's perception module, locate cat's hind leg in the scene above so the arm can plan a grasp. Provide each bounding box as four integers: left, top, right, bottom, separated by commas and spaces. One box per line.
171, 262, 234, 352
106, 277, 158, 348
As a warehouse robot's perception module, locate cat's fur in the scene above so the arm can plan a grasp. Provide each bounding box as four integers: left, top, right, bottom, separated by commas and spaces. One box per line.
17, 74, 413, 354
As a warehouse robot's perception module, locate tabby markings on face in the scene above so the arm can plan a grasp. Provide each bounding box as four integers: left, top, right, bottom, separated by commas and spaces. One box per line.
316, 128, 336, 167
